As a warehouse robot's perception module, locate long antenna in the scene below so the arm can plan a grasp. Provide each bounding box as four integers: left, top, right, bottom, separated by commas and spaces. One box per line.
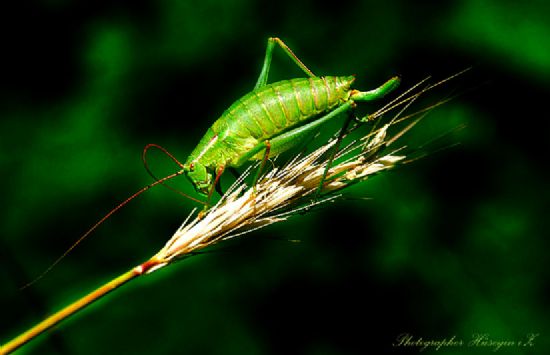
142, 143, 206, 204
21, 169, 190, 289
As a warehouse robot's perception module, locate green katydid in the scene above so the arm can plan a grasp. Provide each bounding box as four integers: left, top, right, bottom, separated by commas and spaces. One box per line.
178, 37, 400, 201
25, 37, 400, 286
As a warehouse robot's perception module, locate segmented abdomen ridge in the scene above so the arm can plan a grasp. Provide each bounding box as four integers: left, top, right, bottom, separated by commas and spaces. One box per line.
220, 76, 354, 141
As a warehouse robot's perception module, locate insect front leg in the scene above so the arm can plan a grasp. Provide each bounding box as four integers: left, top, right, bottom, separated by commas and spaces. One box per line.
208, 165, 225, 203
254, 37, 316, 89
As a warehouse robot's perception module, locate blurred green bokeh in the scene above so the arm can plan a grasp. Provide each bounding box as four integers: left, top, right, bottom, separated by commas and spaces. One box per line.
1, 1, 548, 354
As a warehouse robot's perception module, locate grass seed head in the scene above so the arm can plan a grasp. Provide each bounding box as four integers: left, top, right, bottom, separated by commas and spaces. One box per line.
141, 72, 464, 274
146, 123, 405, 271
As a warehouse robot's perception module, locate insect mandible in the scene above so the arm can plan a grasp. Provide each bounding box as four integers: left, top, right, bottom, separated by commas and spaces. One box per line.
177, 37, 400, 201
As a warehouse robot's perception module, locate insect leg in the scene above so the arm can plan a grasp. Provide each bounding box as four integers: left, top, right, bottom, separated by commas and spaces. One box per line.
208, 166, 225, 203
228, 167, 241, 179
315, 111, 354, 197
255, 37, 315, 89
270, 102, 354, 150
251, 140, 271, 190
313, 77, 401, 194
215, 176, 225, 196
234, 101, 355, 169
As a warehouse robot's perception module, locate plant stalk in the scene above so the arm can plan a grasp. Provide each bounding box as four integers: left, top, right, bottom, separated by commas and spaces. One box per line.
1, 263, 152, 354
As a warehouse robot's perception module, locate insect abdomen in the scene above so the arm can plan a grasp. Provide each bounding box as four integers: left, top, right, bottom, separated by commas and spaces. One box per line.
221, 76, 355, 141
189, 76, 355, 169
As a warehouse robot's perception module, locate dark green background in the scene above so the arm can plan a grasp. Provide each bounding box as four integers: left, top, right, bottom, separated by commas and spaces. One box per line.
1, 1, 548, 354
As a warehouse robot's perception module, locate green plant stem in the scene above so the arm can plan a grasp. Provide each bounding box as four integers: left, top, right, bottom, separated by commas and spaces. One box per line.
1, 267, 142, 354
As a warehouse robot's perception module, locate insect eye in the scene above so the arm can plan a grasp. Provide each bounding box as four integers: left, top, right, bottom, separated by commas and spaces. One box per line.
189, 163, 195, 171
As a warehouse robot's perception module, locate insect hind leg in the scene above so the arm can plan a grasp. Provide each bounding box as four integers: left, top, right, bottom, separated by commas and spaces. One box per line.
314, 77, 400, 196
315, 110, 354, 197
255, 37, 316, 89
